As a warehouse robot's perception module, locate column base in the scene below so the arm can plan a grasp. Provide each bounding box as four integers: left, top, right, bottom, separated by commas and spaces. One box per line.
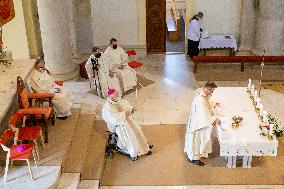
50, 67, 78, 81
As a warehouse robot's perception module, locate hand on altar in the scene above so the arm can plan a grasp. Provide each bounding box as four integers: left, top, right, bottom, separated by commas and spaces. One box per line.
132, 107, 138, 113
214, 102, 221, 108
213, 118, 221, 126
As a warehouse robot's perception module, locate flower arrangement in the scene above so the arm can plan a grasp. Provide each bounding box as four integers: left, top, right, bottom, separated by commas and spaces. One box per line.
0, 46, 11, 67
267, 113, 283, 138
259, 113, 283, 139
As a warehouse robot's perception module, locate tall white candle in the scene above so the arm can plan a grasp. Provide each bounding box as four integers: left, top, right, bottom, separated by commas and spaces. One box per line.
254, 91, 258, 101
263, 111, 268, 122
269, 124, 274, 135
248, 79, 252, 88
259, 104, 263, 115
251, 85, 255, 94
256, 98, 260, 107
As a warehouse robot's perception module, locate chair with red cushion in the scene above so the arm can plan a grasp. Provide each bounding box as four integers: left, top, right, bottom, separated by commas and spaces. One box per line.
0, 130, 37, 183
9, 111, 45, 160
18, 87, 54, 143
127, 50, 144, 97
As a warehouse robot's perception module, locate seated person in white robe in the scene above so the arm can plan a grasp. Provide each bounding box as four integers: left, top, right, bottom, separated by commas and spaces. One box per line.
85, 47, 122, 98
184, 81, 221, 166
30, 59, 73, 120
104, 38, 137, 92
102, 89, 153, 161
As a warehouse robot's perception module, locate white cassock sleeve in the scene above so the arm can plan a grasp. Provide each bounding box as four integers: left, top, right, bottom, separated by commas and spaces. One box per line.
188, 97, 216, 133
30, 71, 54, 93
102, 103, 127, 133
85, 57, 94, 79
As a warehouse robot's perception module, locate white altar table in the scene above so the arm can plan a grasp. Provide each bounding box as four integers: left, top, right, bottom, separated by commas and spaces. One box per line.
213, 87, 278, 168
199, 34, 238, 55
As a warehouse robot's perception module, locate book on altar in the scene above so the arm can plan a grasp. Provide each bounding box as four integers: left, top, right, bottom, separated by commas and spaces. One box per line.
201, 31, 210, 39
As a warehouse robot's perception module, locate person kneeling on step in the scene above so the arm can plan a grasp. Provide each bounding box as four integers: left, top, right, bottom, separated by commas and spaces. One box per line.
102, 89, 153, 161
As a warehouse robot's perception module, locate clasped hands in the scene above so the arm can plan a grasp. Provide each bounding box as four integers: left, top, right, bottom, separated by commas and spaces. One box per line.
125, 107, 138, 117
117, 64, 125, 70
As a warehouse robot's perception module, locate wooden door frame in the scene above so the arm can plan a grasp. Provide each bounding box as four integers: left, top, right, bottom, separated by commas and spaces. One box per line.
146, 0, 166, 53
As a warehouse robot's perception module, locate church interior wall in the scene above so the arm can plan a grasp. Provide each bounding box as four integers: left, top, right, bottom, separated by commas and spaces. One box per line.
90, 0, 139, 47
75, 0, 93, 54
2, 0, 30, 59
195, 0, 241, 42
22, 0, 44, 59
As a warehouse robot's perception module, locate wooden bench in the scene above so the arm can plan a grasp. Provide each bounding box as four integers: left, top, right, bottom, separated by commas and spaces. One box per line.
166, 1, 181, 41
193, 56, 284, 73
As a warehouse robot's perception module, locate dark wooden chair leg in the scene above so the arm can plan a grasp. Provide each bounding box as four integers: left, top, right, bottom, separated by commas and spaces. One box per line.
193, 62, 198, 73
44, 118, 48, 143
241, 62, 244, 72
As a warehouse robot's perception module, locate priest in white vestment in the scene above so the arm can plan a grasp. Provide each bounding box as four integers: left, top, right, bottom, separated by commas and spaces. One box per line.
102, 89, 153, 161
29, 60, 73, 120
86, 47, 122, 98
184, 81, 221, 166
104, 38, 137, 92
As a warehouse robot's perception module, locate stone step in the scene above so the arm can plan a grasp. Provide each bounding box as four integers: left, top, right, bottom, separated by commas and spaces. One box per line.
61, 114, 96, 173
80, 120, 108, 180
78, 180, 99, 189
57, 173, 80, 189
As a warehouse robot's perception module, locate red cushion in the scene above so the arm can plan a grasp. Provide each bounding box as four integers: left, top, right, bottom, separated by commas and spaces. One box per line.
128, 61, 143, 69
54, 80, 63, 86
18, 126, 41, 141
10, 144, 33, 160
127, 50, 136, 56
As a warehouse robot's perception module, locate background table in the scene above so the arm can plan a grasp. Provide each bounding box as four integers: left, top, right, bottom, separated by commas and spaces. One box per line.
213, 87, 278, 168
199, 34, 238, 55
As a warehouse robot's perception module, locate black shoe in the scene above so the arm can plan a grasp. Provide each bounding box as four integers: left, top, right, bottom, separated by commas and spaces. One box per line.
57, 116, 67, 120
149, 144, 154, 149
146, 150, 152, 155
130, 156, 138, 161
190, 160, 205, 166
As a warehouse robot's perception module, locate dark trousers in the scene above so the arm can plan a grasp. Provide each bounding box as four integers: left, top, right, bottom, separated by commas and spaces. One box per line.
187, 39, 200, 58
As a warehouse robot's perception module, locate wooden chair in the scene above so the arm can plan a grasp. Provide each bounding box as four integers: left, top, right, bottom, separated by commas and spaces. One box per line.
8, 111, 45, 160
17, 76, 55, 143
127, 50, 144, 98
0, 130, 37, 183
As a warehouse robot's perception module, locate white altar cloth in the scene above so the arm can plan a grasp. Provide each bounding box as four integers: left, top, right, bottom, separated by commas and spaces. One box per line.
213, 87, 278, 157
199, 34, 238, 51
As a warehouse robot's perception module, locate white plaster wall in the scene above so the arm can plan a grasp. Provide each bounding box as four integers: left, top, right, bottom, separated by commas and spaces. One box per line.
2, 0, 30, 59
166, 0, 186, 10
195, 0, 241, 40
75, 0, 93, 54
91, 0, 139, 46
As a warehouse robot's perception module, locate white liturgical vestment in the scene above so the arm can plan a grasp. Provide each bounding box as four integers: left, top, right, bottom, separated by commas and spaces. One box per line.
102, 97, 149, 158
30, 70, 73, 117
86, 53, 122, 98
184, 88, 217, 160
104, 46, 137, 92
187, 19, 201, 41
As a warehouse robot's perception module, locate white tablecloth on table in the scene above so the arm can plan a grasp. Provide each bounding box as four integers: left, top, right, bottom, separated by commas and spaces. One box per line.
199, 34, 238, 51
212, 87, 278, 157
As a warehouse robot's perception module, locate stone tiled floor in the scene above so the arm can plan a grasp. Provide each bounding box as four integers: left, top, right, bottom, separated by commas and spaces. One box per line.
65, 54, 284, 127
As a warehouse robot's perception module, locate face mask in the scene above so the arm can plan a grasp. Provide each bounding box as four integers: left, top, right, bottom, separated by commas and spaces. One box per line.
112, 44, 117, 49
95, 53, 101, 58
39, 68, 45, 73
